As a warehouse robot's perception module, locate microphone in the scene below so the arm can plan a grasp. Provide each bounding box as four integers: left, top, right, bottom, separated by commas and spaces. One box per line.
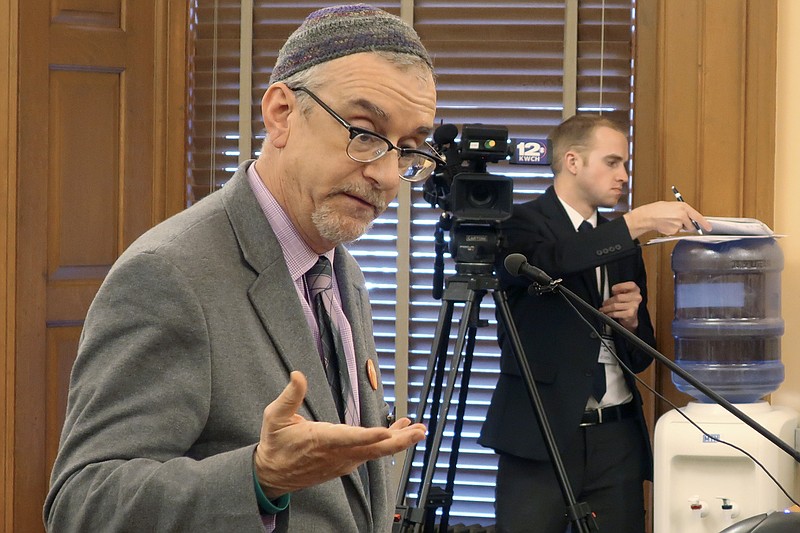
503, 253, 553, 286
432, 123, 458, 148
432, 123, 460, 174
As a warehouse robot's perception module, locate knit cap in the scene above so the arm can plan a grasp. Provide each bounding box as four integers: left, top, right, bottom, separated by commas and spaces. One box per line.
269, 3, 432, 84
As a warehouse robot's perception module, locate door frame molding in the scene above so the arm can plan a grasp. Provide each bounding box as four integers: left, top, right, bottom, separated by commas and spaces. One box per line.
1, 0, 19, 529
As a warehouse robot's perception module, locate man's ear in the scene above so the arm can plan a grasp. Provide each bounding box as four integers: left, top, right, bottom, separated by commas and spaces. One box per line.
261, 83, 294, 149
564, 150, 581, 175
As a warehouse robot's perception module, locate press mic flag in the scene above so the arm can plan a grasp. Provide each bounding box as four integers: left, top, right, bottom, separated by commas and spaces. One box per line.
509, 138, 551, 165
504, 253, 553, 285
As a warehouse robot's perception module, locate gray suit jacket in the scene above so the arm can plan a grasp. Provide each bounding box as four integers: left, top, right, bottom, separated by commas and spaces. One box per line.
44, 161, 393, 532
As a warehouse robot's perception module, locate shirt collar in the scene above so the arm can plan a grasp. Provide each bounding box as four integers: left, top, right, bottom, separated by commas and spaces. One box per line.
246, 162, 335, 279
556, 195, 598, 231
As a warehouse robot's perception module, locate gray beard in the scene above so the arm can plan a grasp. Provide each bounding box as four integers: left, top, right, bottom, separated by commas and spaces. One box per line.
311, 204, 375, 245
311, 183, 388, 245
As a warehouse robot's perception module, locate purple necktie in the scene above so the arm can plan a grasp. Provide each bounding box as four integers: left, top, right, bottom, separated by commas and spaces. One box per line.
306, 256, 357, 425
306, 257, 369, 498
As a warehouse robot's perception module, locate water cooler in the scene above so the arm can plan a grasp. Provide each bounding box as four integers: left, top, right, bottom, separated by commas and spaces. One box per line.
653, 237, 799, 533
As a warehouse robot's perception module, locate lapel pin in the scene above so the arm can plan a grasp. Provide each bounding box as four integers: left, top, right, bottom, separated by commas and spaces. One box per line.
366, 359, 378, 391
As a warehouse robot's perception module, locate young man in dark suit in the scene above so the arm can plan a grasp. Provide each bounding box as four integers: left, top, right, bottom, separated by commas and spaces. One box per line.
479, 114, 710, 532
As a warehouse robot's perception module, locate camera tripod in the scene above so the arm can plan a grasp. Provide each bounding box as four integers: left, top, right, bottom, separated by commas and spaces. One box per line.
392, 260, 597, 533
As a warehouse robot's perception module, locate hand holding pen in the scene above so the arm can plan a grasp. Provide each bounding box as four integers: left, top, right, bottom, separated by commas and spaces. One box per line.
622, 187, 711, 239
622, 188, 711, 239
671, 186, 705, 235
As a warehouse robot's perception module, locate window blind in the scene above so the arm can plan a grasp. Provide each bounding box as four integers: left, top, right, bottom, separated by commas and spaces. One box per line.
406, 1, 634, 524
187, 1, 635, 526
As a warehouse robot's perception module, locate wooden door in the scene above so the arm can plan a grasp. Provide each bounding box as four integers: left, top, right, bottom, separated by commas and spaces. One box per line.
12, 1, 186, 531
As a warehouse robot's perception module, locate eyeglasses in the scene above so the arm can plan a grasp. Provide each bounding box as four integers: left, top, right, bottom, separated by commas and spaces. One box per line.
290, 86, 444, 183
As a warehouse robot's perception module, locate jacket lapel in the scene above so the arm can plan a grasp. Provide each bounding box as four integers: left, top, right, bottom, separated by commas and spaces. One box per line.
597, 215, 622, 294
333, 248, 381, 515
221, 162, 339, 424
334, 249, 383, 427
539, 187, 603, 306
222, 162, 378, 519
248, 262, 340, 424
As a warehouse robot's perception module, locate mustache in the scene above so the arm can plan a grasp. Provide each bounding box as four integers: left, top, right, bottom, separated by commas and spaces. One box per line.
330, 183, 389, 214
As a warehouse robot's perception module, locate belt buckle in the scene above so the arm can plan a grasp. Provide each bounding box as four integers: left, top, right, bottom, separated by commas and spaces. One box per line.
580, 408, 602, 427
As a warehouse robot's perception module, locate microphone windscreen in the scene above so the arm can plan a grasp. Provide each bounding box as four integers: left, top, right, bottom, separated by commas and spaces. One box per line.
433, 123, 458, 146
504, 253, 527, 277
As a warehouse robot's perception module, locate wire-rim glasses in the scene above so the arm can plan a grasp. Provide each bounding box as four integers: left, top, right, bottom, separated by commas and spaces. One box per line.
290, 86, 444, 183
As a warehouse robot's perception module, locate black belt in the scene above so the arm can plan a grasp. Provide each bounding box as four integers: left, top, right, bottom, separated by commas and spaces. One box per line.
580, 401, 637, 426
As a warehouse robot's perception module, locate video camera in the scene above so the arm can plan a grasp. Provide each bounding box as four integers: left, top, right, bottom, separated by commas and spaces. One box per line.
423, 123, 550, 269
425, 124, 509, 222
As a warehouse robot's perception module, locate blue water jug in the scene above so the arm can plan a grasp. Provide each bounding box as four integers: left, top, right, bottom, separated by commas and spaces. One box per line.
671, 238, 784, 403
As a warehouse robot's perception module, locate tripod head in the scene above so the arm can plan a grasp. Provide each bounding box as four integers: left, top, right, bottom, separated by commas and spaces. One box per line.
431, 214, 505, 299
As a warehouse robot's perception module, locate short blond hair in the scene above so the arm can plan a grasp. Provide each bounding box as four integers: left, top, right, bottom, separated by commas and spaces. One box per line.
548, 114, 627, 174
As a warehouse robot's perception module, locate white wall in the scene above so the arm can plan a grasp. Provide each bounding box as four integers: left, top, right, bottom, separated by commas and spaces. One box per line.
772, 0, 800, 411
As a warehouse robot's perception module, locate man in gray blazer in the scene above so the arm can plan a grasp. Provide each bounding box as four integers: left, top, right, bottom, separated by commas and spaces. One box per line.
44, 4, 444, 532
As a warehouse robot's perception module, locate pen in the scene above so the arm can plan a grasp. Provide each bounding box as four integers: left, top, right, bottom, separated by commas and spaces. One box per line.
671, 185, 704, 235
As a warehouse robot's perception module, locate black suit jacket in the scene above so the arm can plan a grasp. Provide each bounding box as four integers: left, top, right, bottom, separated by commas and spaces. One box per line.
478, 186, 655, 478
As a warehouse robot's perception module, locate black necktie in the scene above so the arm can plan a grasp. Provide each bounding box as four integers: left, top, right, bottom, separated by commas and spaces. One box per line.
578, 221, 607, 401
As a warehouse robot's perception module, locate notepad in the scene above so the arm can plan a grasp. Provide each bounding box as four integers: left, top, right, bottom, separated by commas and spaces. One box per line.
645, 217, 781, 245
702, 216, 774, 236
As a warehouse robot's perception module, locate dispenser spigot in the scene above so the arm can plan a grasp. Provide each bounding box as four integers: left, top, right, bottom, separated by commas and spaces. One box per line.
688, 495, 709, 518
717, 497, 740, 520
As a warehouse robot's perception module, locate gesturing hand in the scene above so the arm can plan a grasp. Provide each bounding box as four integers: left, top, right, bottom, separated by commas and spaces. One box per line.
253, 371, 426, 499
599, 281, 642, 332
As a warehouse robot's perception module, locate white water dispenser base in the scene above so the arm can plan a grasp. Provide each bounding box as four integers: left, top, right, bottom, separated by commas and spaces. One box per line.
653, 401, 798, 533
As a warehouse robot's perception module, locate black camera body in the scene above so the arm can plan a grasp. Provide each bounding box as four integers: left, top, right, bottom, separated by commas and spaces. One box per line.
425, 123, 551, 295
433, 124, 514, 223
423, 123, 517, 267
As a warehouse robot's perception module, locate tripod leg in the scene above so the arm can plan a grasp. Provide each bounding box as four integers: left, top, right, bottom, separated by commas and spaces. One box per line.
440, 318, 479, 533
419, 323, 451, 500
492, 290, 596, 533
395, 299, 456, 516
415, 289, 482, 521
394, 280, 486, 533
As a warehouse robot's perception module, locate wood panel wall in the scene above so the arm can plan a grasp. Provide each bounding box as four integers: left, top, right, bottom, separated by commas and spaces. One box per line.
634, 0, 777, 420
2, 1, 187, 531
